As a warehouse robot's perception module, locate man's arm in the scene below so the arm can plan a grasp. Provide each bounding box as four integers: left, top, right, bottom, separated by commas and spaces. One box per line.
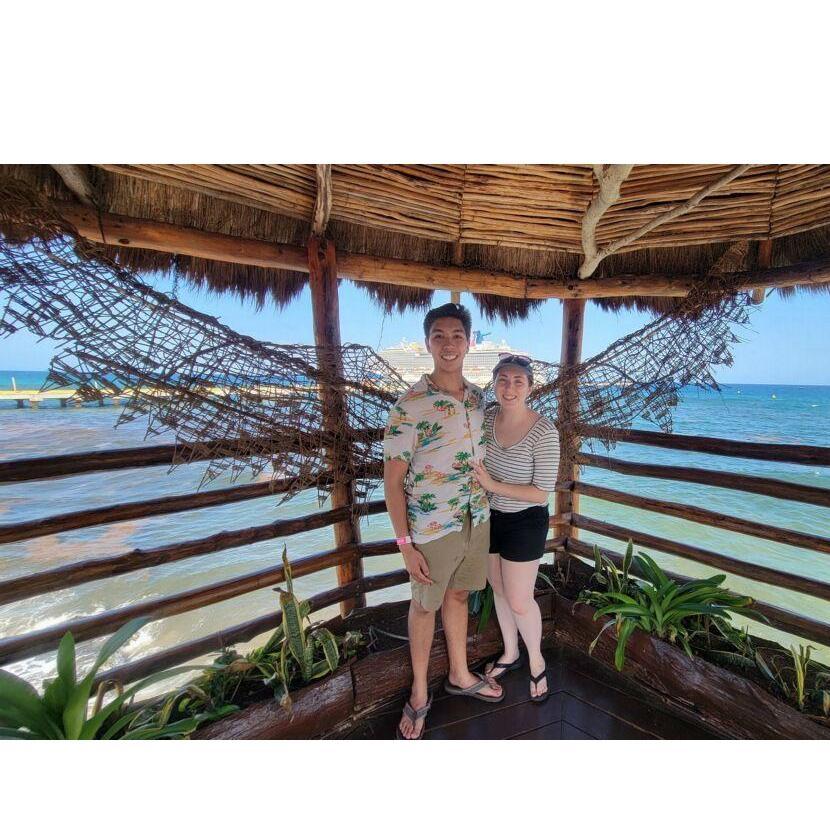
384, 459, 433, 585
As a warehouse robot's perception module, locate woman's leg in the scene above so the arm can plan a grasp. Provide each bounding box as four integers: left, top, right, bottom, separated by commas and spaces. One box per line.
501, 558, 546, 698
486, 554, 520, 675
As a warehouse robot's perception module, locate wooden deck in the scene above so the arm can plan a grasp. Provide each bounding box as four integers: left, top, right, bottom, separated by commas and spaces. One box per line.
332, 645, 719, 740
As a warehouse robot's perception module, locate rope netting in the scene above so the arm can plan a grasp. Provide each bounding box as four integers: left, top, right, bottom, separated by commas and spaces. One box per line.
1, 175, 753, 502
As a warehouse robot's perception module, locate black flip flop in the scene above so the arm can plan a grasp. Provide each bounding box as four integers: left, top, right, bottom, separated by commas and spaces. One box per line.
529, 668, 550, 704
484, 654, 523, 680
396, 692, 433, 740
444, 672, 505, 703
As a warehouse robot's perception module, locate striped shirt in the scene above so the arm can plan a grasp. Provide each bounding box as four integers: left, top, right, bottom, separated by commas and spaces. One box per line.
482, 406, 560, 512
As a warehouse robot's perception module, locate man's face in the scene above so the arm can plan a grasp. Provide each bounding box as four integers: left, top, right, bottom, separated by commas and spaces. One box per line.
425, 317, 469, 373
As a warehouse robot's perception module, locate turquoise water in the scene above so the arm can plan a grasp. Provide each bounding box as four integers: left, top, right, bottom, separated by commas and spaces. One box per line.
1, 371, 828, 688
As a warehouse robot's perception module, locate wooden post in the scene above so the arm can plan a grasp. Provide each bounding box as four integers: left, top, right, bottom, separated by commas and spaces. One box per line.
554, 299, 586, 548
752, 239, 773, 304
308, 236, 365, 614
450, 241, 463, 305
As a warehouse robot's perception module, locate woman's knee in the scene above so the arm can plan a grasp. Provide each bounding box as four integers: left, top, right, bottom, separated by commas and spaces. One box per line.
505, 588, 535, 617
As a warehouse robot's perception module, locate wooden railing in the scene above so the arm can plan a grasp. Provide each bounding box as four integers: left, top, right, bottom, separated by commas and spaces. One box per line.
0, 441, 393, 688
1, 425, 829, 695
559, 427, 830, 649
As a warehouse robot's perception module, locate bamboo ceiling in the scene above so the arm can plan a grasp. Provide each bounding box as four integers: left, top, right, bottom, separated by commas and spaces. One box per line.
3, 164, 830, 320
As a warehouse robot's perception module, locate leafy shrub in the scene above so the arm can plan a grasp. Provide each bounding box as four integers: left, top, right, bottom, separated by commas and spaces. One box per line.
0, 618, 213, 740
579, 543, 753, 670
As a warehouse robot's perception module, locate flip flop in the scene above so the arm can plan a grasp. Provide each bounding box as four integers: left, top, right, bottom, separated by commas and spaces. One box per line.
485, 654, 523, 680
529, 668, 550, 704
444, 672, 505, 703
396, 692, 433, 740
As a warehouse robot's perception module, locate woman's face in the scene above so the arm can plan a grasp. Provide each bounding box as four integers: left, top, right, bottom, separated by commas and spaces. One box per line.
494, 367, 531, 410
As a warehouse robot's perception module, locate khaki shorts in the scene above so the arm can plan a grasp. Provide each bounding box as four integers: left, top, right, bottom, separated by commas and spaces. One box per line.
411, 514, 491, 612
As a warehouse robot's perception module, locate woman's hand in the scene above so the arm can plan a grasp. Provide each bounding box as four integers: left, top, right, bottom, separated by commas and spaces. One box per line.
471, 459, 498, 492
400, 543, 433, 585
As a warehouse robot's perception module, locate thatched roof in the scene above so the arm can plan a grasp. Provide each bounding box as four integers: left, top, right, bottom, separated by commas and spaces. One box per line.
3, 163, 830, 321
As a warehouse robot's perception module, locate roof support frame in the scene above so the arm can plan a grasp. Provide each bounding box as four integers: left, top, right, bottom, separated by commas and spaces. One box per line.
54, 201, 830, 301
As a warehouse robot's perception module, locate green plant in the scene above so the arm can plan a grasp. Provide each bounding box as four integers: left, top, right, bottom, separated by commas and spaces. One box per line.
580, 548, 753, 671
170, 548, 364, 719
0, 618, 204, 740
589, 541, 634, 595
468, 584, 494, 633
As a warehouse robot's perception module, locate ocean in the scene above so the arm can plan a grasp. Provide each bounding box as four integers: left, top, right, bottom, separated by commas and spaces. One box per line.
1, 370, 829, 690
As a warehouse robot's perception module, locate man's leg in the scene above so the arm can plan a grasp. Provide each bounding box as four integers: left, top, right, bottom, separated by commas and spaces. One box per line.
442, 587, 502, 697
399, 598, 436, 739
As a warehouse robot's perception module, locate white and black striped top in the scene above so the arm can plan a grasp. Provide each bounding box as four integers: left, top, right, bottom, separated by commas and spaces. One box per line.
482, 406, 560, 513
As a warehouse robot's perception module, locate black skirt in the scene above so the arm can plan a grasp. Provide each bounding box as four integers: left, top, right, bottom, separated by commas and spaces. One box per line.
489, 505, 549, 562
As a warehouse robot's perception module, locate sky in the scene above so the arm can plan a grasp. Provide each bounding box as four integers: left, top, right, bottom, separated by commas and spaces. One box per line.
1, 274, 829, 385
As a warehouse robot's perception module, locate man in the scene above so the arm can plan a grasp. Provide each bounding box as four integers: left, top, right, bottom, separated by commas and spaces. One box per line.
384, 302, 503, 740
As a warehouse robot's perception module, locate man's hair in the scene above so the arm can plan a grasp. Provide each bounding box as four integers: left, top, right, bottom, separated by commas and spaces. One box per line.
422, 302, 472, 340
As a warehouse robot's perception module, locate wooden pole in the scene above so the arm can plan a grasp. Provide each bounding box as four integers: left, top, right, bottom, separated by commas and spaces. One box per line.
308, 236, 365, 614
752, 239, 773, 304
554, 299, 586, 547
450, 242, 463, 304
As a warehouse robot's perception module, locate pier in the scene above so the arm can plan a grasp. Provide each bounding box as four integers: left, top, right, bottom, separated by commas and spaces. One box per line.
0, 389, 126, 409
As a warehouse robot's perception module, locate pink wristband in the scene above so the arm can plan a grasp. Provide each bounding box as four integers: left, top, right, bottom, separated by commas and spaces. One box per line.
396, 535, 412, 546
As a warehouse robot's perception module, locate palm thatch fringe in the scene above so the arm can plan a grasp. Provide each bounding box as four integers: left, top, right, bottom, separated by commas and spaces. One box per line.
3, 164, 830, 319
473, 293, 545, 322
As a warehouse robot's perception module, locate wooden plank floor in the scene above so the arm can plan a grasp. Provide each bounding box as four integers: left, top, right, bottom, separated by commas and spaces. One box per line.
333, 646, 718, 740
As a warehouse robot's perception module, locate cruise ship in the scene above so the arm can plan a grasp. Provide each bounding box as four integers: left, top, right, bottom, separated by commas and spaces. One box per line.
380, 331, 529, 386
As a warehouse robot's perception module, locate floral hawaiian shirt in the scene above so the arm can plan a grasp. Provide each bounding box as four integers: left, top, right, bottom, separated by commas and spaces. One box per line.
383, 374, 489, 544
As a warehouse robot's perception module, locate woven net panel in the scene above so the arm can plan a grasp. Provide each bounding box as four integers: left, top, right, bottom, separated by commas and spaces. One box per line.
0, 176, 408, 504
484, 288, 752, 458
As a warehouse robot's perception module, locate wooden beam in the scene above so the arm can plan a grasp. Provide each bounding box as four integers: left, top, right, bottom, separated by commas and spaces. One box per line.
0, 504, 389, 608
580, 425, 830, 466
578, 164, 753, 278
311, 164, 333, 236
308, 237, 365, 614
0, 505, 381, 606
573, 480, 830, 556
554, 299, 585, 546
570, 513, 830, 602
577, 451, 830, 508
752, 239, 773, 304
579, 165, 634, 278
0, 433, 383, 484
0, 479, 296, 545
54, 202, 830, 300
51, 165, 97, 206
0, 543, 359, 666
93, 569, 408, 692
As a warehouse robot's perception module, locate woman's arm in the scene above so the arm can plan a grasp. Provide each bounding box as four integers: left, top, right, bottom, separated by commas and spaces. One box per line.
471, 460, 549, 504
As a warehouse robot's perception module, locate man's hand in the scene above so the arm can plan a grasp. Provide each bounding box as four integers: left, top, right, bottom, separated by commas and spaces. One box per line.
400, 543, 433, 585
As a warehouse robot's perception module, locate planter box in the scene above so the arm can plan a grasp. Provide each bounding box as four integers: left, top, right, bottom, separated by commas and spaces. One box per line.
554, 593, 829, 740
193, 666, 355, 740
193, 598, 540, 739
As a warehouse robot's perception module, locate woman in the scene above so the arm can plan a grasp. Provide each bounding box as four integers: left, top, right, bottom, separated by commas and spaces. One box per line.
471, 354, 560, 702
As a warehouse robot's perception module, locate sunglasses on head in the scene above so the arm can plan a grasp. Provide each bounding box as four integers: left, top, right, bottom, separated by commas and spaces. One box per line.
497, 352, 532, 366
